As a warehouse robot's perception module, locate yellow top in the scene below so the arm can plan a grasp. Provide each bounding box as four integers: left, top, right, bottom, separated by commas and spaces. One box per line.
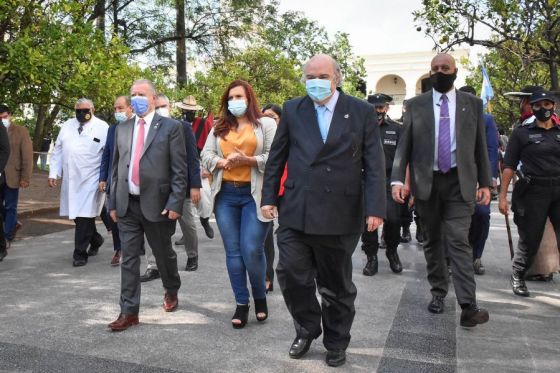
220, 125, 257, 182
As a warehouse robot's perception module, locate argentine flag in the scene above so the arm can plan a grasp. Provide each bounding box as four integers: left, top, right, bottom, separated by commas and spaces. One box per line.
480, 64, 494, 110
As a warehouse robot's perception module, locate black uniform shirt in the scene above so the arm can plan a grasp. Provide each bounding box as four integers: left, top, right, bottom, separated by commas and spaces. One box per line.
379, 117, 402, 170
503, 122, 560, 177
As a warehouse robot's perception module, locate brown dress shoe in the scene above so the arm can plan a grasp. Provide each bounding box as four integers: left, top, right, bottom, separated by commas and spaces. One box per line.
163, 292, 178, 312
108, 313, 139, 331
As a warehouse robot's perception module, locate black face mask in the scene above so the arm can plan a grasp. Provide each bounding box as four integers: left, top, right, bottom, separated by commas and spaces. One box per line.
75, 109, 92, 123
182, 111, 196, 122
376, 112, 386, 123
533, 107, 554, 122
430, 71, 457, 93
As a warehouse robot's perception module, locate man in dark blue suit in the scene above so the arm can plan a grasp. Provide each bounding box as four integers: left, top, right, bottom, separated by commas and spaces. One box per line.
99, 95, 135, 266
262, 54, 386, 367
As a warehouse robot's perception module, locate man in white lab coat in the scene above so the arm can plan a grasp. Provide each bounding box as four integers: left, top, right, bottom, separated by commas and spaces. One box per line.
49, 98, 109, 266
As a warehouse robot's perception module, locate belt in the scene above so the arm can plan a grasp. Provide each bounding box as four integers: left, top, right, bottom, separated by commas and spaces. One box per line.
433, 167, 457, 175
128, 193, 140, 200
523, 174, 560, 186
222, 181, 251, 187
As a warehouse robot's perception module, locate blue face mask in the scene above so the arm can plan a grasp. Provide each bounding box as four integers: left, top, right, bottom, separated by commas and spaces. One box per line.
306, 79, 332, 102
228, 100, 248, 117
131, 96, 150, 116
114, 112, 128, 123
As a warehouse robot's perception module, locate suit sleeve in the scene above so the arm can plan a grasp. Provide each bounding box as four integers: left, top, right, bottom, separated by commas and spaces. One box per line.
108, 125, 120, 211
485, 115, 499, 179
391, 108, 412, 183
261, 103, 291, 206
475, 101, 492, 188
183, 122, 202, 189
99, 125, 113, 182
0, 125, 10, 174
20, 127, 34, 183
362, 107, 386, 218
165, 122, 188, 213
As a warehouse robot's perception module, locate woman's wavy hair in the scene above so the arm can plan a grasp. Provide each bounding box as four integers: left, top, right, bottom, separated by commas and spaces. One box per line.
213, 79, 262, 138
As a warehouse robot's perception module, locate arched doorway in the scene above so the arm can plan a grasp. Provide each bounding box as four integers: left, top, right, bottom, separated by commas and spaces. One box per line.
375, 75, 406, 104
416, 73, 431, 94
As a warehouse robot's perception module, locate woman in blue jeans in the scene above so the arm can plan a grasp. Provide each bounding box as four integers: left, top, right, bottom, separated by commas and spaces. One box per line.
201, 80, 276, 328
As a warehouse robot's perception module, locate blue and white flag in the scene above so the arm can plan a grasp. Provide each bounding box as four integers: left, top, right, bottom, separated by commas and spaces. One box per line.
480, 64, 494, 110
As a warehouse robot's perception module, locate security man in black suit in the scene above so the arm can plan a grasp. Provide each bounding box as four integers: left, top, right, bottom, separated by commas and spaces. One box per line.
261, 54, 386, 367
362, 93, 404, 276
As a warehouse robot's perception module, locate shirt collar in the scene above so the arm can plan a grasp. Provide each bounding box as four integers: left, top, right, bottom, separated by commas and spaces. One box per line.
433, 87, 456, 103
314, 89, 340, 112
135, 110, 155, 126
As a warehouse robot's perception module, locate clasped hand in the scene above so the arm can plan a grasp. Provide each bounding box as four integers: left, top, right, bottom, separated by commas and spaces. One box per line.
218, 148, 247, 171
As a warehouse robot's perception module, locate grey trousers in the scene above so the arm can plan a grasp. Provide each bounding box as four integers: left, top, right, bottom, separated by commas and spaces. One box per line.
118, 197, 181, 314
415, 170, 477, 305
146, 198, 197, 270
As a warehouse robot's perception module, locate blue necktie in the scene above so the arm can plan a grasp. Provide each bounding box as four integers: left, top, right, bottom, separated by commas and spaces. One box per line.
438, 94, 451, 173
316, 105, 328, 143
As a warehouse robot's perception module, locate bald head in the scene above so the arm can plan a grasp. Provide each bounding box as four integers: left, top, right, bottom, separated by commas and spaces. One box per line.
303, 54, 342, 86
430, 53, 457, 74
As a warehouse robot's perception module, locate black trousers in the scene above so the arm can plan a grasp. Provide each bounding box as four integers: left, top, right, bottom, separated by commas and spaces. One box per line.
362, 188, 401, 256
74, 217, 103, 260
264, 222, 275, 283
118, 196, 180, 314
415, 170, 476, 305
276, 226, 360, 350
512, 183, 560, 274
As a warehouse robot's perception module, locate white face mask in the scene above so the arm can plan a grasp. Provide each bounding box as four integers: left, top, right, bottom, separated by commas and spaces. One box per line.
1, 118, 10, 127
156, 108, 170, 118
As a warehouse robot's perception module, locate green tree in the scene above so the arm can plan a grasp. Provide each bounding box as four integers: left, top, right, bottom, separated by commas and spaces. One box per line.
413, 0, 560, 90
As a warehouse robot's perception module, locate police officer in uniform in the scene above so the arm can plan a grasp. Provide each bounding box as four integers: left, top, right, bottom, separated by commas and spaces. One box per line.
362, 93, 404, 276
499, 90, 560, 296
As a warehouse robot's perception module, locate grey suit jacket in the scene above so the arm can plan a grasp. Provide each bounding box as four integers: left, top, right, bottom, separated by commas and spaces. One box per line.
109, 113, 188, 222
391, 90, 492, 202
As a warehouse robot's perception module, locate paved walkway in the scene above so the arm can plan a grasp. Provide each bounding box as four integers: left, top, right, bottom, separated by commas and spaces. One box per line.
0, 203, 559, 372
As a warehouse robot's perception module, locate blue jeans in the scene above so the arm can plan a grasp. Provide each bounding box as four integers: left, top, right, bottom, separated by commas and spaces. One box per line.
214, 183, 268, 305
469, 202, 491, 259
2, 185, 19, 241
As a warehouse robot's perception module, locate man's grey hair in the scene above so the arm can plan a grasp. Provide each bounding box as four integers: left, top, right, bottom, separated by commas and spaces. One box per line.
156, 94, 170, 104
75, 98, 94, 108
301, 54, 343, 87
131, 79, 157, 95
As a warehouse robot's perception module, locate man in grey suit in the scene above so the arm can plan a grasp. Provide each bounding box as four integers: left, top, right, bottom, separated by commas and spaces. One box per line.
108, 79, 188, 331
391, 53, 492, 328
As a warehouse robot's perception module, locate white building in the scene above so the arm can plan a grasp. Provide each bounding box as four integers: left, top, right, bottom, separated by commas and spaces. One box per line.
361, 49, 473, 118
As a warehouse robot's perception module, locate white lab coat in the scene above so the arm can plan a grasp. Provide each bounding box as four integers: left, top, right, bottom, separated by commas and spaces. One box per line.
49, 116, 109, 219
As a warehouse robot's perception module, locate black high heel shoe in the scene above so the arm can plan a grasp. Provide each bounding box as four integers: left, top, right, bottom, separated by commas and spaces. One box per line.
265, 279, 274, 293
232, 305, 249, 329
254, 298, 268, 322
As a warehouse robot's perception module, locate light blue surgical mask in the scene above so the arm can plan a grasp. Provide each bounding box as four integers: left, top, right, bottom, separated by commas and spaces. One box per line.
114, 112, 128, 123
306, 79, 332, 102
131, 96, 150, 116
228, 100, 248, 117
1, 118, 9, 127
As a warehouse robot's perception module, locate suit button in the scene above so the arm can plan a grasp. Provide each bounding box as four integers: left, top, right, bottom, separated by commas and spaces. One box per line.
326, 167, 332, 172
126, 164, 129, 168
324, 186, 331, 193
125, 179, 128, 182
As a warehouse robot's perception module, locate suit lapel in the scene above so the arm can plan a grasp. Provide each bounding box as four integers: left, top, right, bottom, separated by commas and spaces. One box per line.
120, 118, 134, 158
299, 96, 325, 152
314, 92, 349, 161
141, 113, 161, 158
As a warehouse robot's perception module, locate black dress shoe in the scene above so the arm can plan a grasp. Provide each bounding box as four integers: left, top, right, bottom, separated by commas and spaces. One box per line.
460, 304, 489, 327
185, 256, 198, 271
87, 237, 105, 256
200, 217, 215, 239
326, 349, 346, 367
0, 249, 7, 261
386, 251, 403, 273
289, 337, 313, 359
363, 255, 378, 276
400, 228, 411, 243
416, 230, 424, 244
511, 273, 529, 297
428, 295, 445, 314
73, 258, 87, 267
140, 269, 160, 282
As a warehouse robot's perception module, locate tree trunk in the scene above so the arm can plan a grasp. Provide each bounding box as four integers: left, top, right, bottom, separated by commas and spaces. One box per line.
549, 60, 559, 91
113, 0, 119, 35
176, 0, 187, 87
32, 104, 60, 168
95, 0, 106, 38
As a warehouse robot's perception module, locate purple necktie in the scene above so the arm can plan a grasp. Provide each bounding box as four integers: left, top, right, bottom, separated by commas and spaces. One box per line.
437, 94, 451, 173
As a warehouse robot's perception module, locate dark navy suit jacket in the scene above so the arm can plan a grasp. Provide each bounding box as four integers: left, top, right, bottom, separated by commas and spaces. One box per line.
484, 113, 499, 179
99, 123, 117, 193
181, 121, 202, 196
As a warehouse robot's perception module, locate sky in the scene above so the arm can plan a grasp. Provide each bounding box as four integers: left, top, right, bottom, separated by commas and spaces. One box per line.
277, 0, 439, 56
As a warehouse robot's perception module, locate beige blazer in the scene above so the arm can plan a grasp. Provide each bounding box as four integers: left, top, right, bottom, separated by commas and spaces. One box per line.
201, 117, 277, 222
5, 124, 33, 189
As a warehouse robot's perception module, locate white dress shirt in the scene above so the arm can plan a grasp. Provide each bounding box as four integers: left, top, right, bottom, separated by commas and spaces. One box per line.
432, 88, 457, 171
313, 89, 340, 140
128, 110, 155, 194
